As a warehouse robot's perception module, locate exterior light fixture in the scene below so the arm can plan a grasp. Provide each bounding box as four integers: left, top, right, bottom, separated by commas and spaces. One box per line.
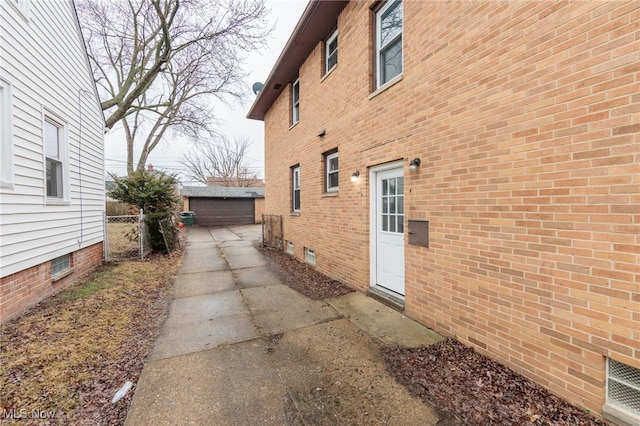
317, 129, 326, 137
409, 158, 421, 173
351, 171, 360, 182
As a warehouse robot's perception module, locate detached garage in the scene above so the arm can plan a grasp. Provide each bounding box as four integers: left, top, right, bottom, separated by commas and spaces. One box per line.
181, 186, 265, 226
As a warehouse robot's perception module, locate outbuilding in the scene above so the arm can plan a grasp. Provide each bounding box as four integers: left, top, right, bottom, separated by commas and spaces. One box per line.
181, 186, 264, 226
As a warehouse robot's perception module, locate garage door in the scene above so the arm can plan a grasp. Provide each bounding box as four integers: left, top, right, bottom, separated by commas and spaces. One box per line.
189, 198, 255, 226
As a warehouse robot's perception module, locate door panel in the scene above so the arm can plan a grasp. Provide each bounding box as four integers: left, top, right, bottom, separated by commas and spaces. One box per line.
375, 167, 405, 295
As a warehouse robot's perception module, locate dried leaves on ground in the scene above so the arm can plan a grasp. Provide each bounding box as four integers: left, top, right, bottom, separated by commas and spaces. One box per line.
382, 340, 607, 425
257, 245, 354, 299
258, 244, 607, 426
0, 254, 181, 425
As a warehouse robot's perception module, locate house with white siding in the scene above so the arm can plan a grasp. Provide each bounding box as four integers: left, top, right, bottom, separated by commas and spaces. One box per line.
0, 0, 105, 322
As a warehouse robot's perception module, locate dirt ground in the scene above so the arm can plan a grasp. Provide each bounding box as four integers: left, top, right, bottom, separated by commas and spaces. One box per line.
0, 255, 181, 425
259, 244, 609, 426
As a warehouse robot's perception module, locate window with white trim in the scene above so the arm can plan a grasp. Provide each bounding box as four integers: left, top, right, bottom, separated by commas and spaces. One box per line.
0, 81, 13, 187
286, 241, 294, 255
292, 165, 300, 212
325, 151, 339, 192
291, 79, 300, 125
376, 0, 403, 87
325, 30, 338, 73
304, 247, 316, 266
44, 118, 64, 198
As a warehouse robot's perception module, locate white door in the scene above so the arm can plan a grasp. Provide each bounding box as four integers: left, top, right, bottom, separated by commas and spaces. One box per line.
373, 166, 405, 295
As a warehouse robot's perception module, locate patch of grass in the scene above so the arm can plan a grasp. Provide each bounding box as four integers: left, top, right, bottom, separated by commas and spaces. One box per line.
59, 269, 116, 301
0, 254, 182, 425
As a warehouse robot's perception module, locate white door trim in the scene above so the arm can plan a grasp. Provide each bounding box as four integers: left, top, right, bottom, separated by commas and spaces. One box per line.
369, 160, 404, 292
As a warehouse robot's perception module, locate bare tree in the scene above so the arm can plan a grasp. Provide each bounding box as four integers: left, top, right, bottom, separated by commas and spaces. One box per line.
180, 136, 257, 186
77, 0, 270, 173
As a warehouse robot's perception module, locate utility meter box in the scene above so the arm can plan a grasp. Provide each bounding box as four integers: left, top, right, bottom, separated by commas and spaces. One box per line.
408, 220, 429, 247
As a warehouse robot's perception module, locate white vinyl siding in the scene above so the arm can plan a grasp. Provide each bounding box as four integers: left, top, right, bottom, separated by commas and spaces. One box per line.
0, 80, 13, 187
8, 0, 29, 20
0, 1, 105, 278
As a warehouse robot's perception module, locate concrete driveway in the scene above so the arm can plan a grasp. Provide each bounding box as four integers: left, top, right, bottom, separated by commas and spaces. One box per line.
125, 225, 445, 425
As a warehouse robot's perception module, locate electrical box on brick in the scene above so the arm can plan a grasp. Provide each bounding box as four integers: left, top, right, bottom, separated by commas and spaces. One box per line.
408, 220, 429, 247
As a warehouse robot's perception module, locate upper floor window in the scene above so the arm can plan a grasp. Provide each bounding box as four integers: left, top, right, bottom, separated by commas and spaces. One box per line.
292, 79, 300, 125
376, 0, 403, 87
0, 80, 13, 187
45, 118, 64, 198
325, 151, 339, 192
292, 165, 300, 212
325, 30, 338, 74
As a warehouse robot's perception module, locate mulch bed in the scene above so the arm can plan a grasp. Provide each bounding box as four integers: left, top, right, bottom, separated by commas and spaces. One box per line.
382, 340, 607, 425
256, 244, 354, 299
256, 243, 608, 426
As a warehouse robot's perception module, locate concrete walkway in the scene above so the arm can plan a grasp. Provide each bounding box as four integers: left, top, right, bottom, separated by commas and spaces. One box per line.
125, 225, 445, 425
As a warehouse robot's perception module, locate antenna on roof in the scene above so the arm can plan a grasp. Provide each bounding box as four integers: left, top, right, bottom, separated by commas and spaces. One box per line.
252, 82, 264, 95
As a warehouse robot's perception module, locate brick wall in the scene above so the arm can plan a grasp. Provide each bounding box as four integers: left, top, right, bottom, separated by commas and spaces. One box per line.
0, 243, 103, 323
263, 0, 639, 417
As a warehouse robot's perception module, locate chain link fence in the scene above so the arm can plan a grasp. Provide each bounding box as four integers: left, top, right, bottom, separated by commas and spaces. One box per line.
159, 216, 182, 255
104, 210, 151, 261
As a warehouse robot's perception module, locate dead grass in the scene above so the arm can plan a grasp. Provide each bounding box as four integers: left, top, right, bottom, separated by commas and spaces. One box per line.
0, 254, 182, 425
106, 222, 139, 259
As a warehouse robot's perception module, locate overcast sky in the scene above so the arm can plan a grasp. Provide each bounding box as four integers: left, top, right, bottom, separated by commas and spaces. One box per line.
104, 0, 309, 182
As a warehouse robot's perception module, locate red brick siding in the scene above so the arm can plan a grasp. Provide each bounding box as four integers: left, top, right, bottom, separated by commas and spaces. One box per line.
263, 0, 640, 417
0, 243, 103, 323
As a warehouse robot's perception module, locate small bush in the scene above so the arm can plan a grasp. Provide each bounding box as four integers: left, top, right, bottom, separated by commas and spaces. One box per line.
108, 169, 180, 253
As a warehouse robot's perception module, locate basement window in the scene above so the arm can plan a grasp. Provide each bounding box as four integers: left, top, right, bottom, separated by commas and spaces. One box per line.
304, 247, 316, 266
51, 254, 72, 281
286, 241, 294, 255
605, 359, 640, 425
